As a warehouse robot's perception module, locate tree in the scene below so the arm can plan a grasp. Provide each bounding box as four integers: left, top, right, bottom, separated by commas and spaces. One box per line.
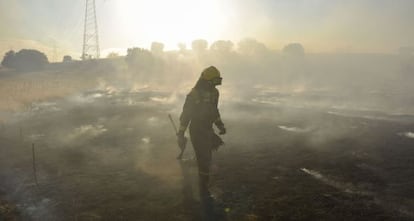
191, 39, 208, 54
151, 42, 164, 56
282, 43, 305, 57
1, 50, 16, 68
125, 47, 154, 71
281, 43, 306, 83
210, 40, 234, 53
1, 49, 49, 71
177, 43, 187, 52
237, 38, 268, 56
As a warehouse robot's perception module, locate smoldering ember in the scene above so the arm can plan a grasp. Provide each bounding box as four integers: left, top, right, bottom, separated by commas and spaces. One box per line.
1, 1, 414, 221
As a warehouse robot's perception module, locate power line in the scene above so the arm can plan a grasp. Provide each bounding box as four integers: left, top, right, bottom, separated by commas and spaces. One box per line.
82, 0, 100, 60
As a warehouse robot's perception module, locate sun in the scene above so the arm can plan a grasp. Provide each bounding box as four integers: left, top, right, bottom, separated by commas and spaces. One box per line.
115, 0, 228, 49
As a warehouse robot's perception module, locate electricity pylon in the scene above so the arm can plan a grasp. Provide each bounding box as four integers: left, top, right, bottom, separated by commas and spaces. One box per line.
82, 0, 100, 60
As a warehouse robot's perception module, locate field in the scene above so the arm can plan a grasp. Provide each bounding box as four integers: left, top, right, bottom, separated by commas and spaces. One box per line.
1, 67, 414, 221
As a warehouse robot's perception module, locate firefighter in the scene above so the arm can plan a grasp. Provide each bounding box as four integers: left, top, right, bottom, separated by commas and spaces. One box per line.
177, 66, 226, 200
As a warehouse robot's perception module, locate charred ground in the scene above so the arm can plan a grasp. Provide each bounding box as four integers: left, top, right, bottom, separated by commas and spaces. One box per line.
1, 74, 414, 221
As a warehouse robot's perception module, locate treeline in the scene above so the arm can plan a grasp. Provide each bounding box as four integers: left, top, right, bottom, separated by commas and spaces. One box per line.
122, 39, 307, 86
122, 39, 413, 91
2, 38, 412, 97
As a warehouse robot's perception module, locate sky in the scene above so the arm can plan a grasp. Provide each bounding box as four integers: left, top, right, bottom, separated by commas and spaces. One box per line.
0, 0, 413, 61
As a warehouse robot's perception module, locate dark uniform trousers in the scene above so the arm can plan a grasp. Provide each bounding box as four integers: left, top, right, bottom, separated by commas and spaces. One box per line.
190, 125, 214, 195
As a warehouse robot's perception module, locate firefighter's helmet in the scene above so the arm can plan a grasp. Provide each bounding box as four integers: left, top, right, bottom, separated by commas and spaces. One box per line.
201, 66, 222, 85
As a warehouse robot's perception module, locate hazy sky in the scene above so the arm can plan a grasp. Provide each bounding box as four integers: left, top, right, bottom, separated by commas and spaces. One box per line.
1, 0, 413, 60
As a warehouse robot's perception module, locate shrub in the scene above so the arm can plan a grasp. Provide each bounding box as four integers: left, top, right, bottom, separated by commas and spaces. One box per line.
1, 49, 49, 71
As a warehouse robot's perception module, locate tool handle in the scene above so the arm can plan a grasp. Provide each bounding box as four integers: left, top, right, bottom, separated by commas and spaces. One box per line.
177, 149, 185, 160
168, 114, 178, 134
169, 114, 187, 160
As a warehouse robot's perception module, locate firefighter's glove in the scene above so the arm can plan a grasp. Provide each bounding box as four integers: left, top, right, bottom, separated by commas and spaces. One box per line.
218, 126, 226, 135
176, 131, 187, 150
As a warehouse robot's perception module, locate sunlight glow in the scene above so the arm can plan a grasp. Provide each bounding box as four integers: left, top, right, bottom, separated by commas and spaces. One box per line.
115, 0, 228, 49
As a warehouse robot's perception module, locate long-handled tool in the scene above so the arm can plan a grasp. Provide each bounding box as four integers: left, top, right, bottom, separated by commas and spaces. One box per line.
168, 114, 187, 159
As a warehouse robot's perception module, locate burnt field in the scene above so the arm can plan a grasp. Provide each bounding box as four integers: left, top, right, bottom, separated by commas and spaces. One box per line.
1, 78, 414, 221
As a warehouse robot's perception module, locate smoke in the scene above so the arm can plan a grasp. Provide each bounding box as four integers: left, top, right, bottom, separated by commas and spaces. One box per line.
399, 132, 414, 139
1, 36, 414, 220
65, 124, 107, 142
278, 125, 310, 133
301, 168, 369, 195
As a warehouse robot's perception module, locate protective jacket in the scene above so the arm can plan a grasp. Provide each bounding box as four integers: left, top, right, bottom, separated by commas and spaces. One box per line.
181, 87, 222, 126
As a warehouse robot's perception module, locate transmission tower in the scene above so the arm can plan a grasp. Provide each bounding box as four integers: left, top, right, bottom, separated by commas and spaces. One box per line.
82, 0, 100, 60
